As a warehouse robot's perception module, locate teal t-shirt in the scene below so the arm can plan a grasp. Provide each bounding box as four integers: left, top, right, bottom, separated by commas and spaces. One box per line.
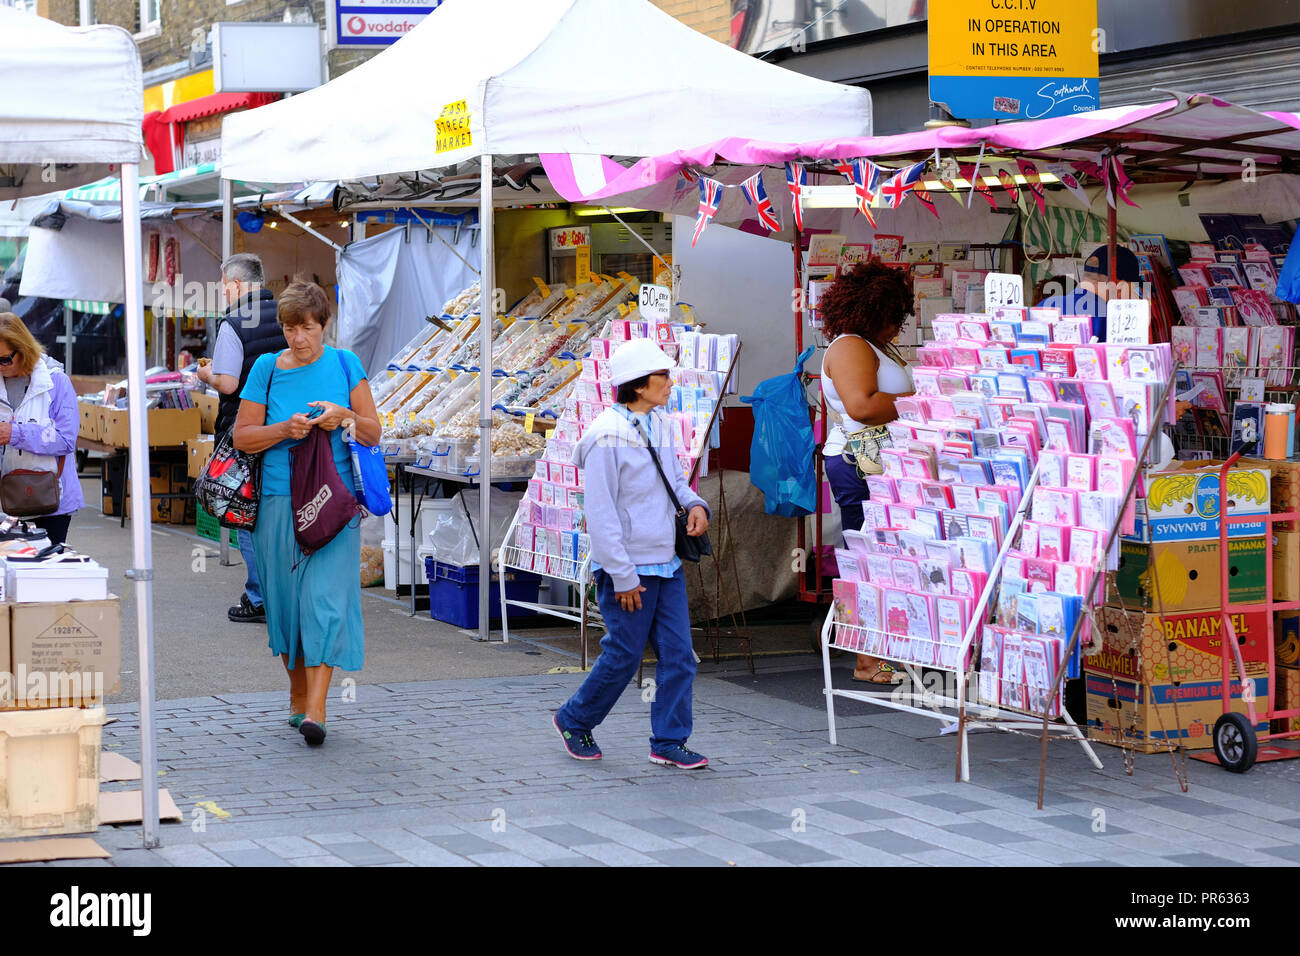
241, 346, 366, 497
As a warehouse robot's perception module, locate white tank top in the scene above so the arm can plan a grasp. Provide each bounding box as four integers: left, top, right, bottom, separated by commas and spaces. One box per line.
823, 334, 914, 456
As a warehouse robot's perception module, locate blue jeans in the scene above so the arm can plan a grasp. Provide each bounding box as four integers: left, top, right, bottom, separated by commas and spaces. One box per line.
557, 567, 695, 750
237, 528, 262, 607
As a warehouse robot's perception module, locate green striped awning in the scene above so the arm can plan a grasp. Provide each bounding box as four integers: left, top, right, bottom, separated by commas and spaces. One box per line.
1022, 206, 1130, 290
64, 300, 113, 315
62, 163, 219, 203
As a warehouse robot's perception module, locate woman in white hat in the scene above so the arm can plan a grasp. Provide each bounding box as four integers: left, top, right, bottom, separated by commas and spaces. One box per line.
553, 338, 712, 769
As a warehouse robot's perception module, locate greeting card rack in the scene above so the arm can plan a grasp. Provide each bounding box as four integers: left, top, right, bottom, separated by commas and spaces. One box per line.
820, 376, 1177, 796
819, 453, 1104, 789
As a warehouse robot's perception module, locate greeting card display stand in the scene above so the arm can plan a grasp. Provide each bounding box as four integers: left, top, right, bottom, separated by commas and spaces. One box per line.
497, 345, 743, 671
821, 377, 1177, 804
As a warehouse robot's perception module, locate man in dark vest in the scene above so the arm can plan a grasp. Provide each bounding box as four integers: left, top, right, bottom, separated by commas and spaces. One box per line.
197, 253, 283, 623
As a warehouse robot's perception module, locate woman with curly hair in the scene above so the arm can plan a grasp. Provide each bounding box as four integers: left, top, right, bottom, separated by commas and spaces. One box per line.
819, 258, 915, 683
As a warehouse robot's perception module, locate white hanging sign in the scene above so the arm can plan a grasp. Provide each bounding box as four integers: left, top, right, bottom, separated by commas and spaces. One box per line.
983, 272, 1024, 310
1105, 299, 1151, 345
638, 283, 671, 322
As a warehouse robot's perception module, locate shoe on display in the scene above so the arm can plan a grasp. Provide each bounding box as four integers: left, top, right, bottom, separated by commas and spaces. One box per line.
648, 744, 709, 769
554, 715, 602, 760
228, 593, 266, 623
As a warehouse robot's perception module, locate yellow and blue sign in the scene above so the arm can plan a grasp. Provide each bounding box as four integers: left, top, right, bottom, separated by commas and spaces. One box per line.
928, 0, 1099, 121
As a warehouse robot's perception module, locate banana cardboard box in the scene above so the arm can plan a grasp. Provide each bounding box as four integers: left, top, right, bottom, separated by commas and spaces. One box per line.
1241, 456, 1300, 532
1112, 536, 1267, 613
1085, 671, 1268, 753
1277, 609, 1300, 666
1089, 604, 1270, 685
1272, 665, 1299, 734
1143, 462, 1270, 543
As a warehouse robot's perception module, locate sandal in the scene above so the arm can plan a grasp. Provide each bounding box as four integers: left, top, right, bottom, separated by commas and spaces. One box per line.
853, 660, 903, 684
289, 713, 305, 728
299, 719, 327, 746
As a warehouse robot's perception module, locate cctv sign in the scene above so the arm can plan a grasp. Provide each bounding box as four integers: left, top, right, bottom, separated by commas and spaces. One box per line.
327, 0, 442, 48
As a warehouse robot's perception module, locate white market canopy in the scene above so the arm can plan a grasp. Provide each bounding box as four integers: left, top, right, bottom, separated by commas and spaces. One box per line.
0, 8, 142, 199
221, 0, 872, 183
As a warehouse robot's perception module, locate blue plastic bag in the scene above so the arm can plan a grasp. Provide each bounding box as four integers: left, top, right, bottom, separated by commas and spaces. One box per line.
740, 346, 817, 517
1276, 234, 1300, 304
335, 351, 393, 516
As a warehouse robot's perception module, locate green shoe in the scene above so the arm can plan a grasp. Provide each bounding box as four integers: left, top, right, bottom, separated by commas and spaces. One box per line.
289, 713, 306, 728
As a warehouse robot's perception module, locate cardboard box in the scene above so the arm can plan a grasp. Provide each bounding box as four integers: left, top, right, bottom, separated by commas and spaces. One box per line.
96, 407, 201, 448
1085, 672, 1268, 753
192, 391, 218, 434
77, 404, 100, 442
0, 706, 105, 838
1271, 665, 1299, 734
1274, 530, 1300, 602
186, 435, 214, 479
1142, 460, 1271, 542
1113, 536, 1267, 612
1090, 604, 1271, 685
9, 597, 121, 707
1243, 456, 1300, 532
0, 604, 10, 707
100, 459, 172, 521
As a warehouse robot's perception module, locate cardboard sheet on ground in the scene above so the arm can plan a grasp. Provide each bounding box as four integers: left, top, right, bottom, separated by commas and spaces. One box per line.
99, 751, 142, 782
99, 789, 182, 824
1190, 739, 1300, 765
0, 838, 110, 864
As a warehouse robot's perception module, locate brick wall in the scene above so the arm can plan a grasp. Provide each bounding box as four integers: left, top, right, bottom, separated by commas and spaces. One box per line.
650, 0, 732, 44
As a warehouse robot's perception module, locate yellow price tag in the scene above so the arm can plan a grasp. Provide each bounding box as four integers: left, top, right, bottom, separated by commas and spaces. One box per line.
574, 245, 591, 284
532, 276, 551, 298
617, 271, 635, 283
549, 357, 565, 369
524, 412, 535, 432
617, 303, 630, 317
565, 289, 577, 299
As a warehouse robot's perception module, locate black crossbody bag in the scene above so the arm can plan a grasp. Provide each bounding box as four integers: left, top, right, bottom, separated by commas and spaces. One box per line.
641, 431, 712, 563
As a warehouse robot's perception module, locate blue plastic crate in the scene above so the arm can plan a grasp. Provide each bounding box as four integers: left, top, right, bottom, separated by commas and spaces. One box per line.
424, 558, 540, 628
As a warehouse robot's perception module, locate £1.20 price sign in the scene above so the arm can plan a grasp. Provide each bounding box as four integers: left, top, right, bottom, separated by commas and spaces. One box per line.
638, 283, 671, 322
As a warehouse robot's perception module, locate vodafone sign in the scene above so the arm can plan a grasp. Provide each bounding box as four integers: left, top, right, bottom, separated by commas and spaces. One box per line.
328, 0, 441, 47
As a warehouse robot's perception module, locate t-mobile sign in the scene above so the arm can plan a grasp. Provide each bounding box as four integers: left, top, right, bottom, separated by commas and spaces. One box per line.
327, 0, 442, 48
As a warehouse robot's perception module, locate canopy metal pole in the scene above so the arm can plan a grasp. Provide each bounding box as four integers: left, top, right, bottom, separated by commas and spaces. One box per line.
478, 157, 494, 641
122, 161, 161, 848
219, 179, 234, 568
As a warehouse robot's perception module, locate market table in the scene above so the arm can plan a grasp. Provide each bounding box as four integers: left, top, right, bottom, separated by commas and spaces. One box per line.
396, 459, 532, 624
78, 436, 194, 529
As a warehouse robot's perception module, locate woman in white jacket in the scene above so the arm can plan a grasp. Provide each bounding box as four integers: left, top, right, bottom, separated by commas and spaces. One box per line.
553, 340, 712, 769
0, 313, 84, 544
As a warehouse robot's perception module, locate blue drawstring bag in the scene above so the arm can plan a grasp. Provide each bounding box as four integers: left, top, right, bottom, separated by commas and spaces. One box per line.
336, 352, 393, 516
740, 346, 817, 517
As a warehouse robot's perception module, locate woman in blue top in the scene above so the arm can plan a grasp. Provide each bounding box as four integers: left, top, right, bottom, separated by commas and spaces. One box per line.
233, 280, 381, 746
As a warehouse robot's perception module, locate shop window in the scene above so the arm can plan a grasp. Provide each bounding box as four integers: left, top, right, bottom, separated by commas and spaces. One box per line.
135, 0, 159, 36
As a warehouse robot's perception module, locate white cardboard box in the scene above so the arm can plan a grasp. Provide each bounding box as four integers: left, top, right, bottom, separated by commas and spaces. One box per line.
4, 559, 108, 604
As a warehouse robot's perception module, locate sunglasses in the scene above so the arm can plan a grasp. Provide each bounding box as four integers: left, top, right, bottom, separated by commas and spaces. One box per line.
0, 352, 15, 367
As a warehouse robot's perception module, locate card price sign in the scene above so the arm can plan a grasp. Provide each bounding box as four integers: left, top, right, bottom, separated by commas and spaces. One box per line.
928, 0, 1099, 121
984, 272, 1025, 310
1106, 299, 1151, 345
638, 283, 671, 322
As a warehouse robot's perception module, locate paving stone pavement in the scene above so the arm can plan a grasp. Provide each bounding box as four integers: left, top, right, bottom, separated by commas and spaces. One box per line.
24, 665, 1300, 867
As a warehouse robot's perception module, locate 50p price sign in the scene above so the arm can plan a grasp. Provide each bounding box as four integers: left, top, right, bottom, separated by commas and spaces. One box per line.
638, 283, 671, 322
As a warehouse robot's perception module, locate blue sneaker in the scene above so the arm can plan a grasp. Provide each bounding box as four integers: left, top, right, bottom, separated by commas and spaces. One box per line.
648, 743, 709, 769
554, 715, 601, 760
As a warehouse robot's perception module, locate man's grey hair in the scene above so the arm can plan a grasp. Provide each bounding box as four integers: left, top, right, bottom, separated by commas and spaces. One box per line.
221, 253, 264, 285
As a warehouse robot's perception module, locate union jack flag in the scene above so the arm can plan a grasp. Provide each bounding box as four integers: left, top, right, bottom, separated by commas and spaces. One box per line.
785, 162, 807, 232
960, 163, 998, 208
833, 158, 857, 184
879, 161, 924, 209
691, 176, 723, 248
851, 158, 881, 227
1016, 158, 1047, 216
741, 172, 781, 233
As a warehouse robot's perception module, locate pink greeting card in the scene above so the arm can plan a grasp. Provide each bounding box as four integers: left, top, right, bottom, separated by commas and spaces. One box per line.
1064, 453, 1098, 492
1035, 524, 1071, 562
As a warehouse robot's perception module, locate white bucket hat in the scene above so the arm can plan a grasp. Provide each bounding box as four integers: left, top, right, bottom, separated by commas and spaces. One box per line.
608, 338, 675, 386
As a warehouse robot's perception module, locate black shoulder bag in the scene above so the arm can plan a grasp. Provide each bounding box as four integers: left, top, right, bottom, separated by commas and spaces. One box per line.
641, 425, 712, 563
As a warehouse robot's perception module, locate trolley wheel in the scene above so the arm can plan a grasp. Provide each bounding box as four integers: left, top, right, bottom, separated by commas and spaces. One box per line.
1212, 713, 1258, 773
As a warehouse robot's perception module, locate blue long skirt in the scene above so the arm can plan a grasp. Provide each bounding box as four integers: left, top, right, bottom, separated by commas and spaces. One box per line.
252, 494, 364, 671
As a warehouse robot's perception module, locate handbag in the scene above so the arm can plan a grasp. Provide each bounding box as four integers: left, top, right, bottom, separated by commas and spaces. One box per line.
639, 421, 712, 563
841, 423, 891, 479
194, 364, 273, 530
335, 351, 392, 516
289, 421, 362, 556
0, 456, 64, 518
